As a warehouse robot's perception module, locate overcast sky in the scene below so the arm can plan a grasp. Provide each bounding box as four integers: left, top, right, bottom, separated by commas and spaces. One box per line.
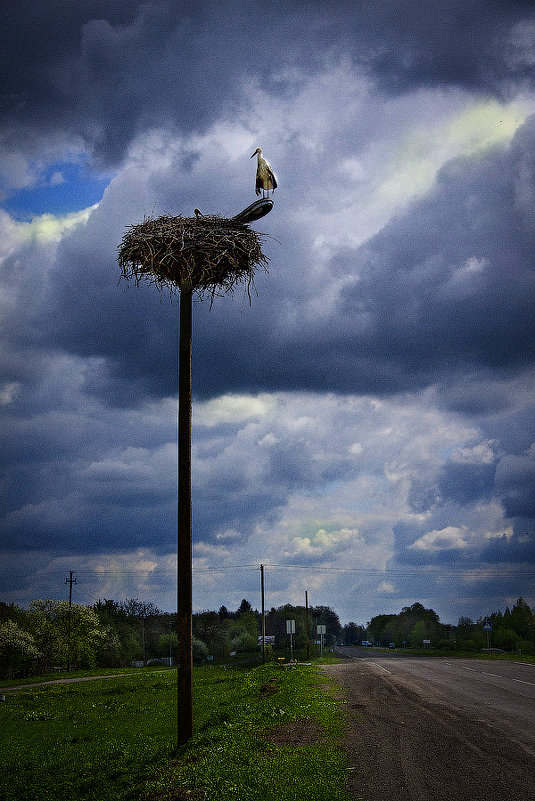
1, 0, 534, 626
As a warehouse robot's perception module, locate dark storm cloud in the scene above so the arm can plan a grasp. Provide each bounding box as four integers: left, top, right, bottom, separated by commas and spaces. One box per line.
340, 0, 535, 95
407, 461, 497, 515
329, 119, 535, 391
186, 116, 535, 401
398, 444, 535, 569
438, 462, 497, 506
32, 114, 535, 412
1, 0, 328, 172
2, 0, 534, 180
482, 529, 535, 563
494, 453, 535, 519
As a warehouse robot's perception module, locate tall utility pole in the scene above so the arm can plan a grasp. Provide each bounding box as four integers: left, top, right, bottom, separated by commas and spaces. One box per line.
65, 571, 77, 671
260, 564, 266, 662
119, 198, 273, 750
305, 591, 310, 660
177, 288, 193, 746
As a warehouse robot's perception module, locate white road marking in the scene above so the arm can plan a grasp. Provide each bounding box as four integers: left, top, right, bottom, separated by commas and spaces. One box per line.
459, 664, 535, 687
373, 663, 392, 675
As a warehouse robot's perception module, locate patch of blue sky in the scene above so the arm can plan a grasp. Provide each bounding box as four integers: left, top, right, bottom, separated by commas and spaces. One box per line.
3, 160, 113, 220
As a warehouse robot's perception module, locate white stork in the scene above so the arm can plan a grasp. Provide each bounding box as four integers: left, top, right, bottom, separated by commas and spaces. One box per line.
251, 147, 277, 198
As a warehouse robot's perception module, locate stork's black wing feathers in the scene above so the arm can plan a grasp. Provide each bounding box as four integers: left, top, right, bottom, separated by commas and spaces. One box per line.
255, 177, 263, 196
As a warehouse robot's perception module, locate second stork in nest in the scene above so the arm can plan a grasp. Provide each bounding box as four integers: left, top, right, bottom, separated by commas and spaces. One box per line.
251, 147, 277, 198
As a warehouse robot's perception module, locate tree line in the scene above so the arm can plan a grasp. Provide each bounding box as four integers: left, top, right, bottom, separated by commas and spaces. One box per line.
357, 598, 535, 653
0, 595, 533, 679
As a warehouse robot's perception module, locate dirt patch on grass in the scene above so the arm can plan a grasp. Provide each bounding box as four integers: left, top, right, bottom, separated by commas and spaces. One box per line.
262, 718, 326, 748
258, 676, 279, 697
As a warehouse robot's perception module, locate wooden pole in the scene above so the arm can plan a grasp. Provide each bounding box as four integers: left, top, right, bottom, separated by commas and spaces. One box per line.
177, 288, 193, 746
305, 590, 310, 660
261, 564, 265, 663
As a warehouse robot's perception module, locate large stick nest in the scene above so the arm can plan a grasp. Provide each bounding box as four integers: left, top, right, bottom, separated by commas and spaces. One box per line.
118, 214, 269, 301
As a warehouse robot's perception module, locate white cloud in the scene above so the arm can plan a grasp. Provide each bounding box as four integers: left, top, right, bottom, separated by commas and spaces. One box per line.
378, 581, 395, 594
410, 526, 469, 552
0, 206, 97, 265
194, 542, 231, 560
451, 441, 496, 465
195, 393, 277, 426
285, 526, 362, 560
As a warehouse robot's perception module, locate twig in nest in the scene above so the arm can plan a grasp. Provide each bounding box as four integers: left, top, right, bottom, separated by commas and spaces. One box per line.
118, 214, 269, 302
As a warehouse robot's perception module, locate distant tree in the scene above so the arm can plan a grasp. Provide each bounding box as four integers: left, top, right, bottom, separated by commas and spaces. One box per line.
229, 610, 259, 653
342, 622, 366, 645
0, 620, 42, 679
158, 632, 178, 660
509, 597, 534, 640
120, 599, 161, 664
193, 611, 231, 658
0, 602, 26, 627
457, 616, 474, 629
493, 628, 521, 652
410, 620, 429, 647
95, 626, 123, 667
367, 614, 396, 645
232, 611, 258, 638
311, 606, 342, 644
192, 637, 208, 664
230, 630, 258, 653
28, 600, 104, 670
93, 599, 144, 666
237, 599, 253, 615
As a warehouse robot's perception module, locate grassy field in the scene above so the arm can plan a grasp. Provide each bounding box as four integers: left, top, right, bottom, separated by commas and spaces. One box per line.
0, 661, 351, 801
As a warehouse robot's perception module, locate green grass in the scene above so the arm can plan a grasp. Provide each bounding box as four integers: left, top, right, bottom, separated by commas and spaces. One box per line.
0, 662, 351, 801
0, 665, 176, 688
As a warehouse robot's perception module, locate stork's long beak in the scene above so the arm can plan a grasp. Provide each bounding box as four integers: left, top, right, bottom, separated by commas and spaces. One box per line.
250, 152, 256, 158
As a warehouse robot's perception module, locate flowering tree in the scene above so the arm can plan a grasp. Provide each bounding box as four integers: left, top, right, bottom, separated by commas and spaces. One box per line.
0, 620, 42, 678
28, 600, 104, 670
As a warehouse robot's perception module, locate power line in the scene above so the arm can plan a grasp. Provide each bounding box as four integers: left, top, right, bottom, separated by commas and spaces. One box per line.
2, 562, 534, 586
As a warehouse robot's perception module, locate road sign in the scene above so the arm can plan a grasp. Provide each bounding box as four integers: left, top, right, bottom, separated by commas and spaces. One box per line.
286, 619, 295, 634
317, 625, 326, 635
483, 621, 492, 631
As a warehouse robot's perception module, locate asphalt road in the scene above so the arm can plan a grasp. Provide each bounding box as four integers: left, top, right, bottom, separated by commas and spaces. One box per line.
337, 646, 535, 750
324, 649, 535, 801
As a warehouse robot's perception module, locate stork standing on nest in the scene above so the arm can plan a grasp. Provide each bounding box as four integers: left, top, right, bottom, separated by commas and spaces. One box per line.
251, 147, 277, 198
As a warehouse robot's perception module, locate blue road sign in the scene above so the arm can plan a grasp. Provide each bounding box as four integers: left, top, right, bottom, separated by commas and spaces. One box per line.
483, 621, 492, 631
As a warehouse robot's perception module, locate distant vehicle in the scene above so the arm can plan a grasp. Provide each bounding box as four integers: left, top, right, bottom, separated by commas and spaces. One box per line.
361, 640, 372, 646
480, 648, 505, 653
389, 643, 396, 649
